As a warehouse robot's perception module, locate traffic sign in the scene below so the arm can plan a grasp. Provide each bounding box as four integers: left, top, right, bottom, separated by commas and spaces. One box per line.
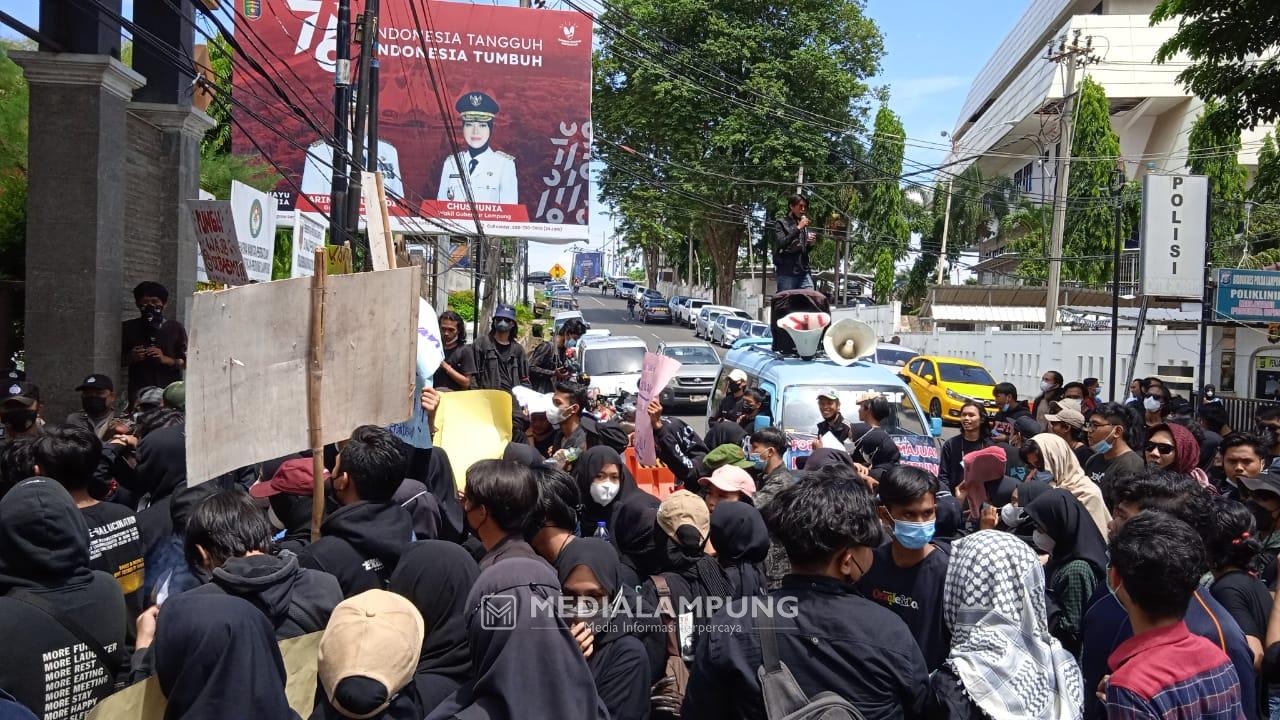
549, 263, 566, 280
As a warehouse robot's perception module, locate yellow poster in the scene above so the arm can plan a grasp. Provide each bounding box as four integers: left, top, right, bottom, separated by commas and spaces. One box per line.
436, 390, 514, 489
325, 245, 353, 275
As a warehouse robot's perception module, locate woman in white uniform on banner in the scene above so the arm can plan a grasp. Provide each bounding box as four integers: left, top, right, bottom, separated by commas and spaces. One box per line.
437, 91, 518, 205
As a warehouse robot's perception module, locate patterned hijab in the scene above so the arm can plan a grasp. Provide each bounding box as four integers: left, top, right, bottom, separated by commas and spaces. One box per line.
943, 530, 1083, 720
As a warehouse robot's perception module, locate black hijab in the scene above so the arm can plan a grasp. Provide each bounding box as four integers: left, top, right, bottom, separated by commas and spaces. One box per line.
612, 502, 660, 584
709, 502, 769, 598
388, 541, 480, 711
408, 447, 465, 543
136, 424, 188, 504
425, 558, 608, 720
1023, 487, 1109, 583
802, 447, 854, 470
0, 478, 93, 593
704, 421, 747, 453
153, 592, 297, 720
651, 519, 733, 600
572, 446, 658, 531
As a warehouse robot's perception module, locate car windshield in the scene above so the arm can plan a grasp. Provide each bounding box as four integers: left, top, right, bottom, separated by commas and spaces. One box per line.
781, 385, 929, 437
553, 315, 580, 331
749, 324, 771, 337
938, 363, 995, 385
705, 310, 725, 321
733, 311, 751, 319
662, 346, 720, 365
876, 348, 915, 367
688, 300, 707, 308
723, 317, 747, 330
584, 346, 646, 376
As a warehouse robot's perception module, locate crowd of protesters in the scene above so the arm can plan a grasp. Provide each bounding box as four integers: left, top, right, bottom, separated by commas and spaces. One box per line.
3, 290, 1280, 720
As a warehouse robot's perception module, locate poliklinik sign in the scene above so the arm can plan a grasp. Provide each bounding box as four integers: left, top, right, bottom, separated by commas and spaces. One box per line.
1215, 269, 1280, 324
232, 0, 592, 243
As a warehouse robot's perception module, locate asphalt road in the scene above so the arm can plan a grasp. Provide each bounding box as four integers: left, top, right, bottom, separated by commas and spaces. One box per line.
570, 289, 960, 441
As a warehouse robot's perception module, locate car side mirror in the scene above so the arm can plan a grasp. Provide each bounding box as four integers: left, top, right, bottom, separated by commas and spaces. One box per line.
930, 417, 944, 437
924, 374, 935, 384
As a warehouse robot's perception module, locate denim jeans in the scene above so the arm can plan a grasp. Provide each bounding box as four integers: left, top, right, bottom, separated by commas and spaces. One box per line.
775, 273, 814, 292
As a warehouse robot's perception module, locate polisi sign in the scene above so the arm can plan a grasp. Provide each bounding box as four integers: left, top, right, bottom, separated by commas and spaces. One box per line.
1139, 174, 1208, 299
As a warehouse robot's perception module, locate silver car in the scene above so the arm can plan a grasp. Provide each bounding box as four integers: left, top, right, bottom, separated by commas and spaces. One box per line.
656, 340, 722, 408
695, 305, 735, 339
682, 299, 710, 326
711, 315, 750, 347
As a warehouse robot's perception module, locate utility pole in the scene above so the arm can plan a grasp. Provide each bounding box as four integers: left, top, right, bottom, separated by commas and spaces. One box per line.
1045, 30, 1098, 329
346, 6, 377, 267
1108, 165, 1125, 403
329, 0, 352, 246
366, 0, 381, 174
935, 181, 954, 285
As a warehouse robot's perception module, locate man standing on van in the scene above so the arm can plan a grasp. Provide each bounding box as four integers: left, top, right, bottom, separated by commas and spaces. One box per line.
772, 194, 817, 291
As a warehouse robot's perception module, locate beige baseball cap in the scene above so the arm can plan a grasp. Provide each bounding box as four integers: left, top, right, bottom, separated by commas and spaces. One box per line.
657, 489, 711, 546
319, 590, 425, 719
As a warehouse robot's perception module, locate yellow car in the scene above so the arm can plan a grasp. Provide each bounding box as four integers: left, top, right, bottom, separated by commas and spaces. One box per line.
899, 355, 999, 422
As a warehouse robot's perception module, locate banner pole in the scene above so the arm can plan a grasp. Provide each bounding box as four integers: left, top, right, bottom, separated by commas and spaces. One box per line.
309, 248, 328, 542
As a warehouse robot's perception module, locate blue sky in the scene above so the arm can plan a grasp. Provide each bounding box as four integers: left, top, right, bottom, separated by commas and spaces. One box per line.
2, 0, 1028, 272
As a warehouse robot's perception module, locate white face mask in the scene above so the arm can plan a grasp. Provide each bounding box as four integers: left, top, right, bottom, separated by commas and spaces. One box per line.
1040, 380, 1055, 394
1033, 529, 1056, 553
590, 481, 620, 506
546, 404, 567, 425
999, 502, 1023, 527
1143, 396, 1162, 413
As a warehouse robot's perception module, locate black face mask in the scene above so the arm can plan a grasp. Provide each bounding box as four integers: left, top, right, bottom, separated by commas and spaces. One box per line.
141, 305, 164, 328
1, 408, 36, 433
82, 396, 109, 416
1247, 500, 1277, 535
1258, 426, 1279, 449
493, 319, 515, 334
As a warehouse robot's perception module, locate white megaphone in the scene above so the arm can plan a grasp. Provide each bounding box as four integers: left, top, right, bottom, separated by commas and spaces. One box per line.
777, 311, 832, 360
823, 318, 878, 366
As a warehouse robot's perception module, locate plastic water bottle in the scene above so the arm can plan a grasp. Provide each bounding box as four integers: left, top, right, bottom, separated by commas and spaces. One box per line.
594, 521, 610, 542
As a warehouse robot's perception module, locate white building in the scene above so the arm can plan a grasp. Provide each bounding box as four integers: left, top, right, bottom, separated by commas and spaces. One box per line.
948, 0, 1273, 285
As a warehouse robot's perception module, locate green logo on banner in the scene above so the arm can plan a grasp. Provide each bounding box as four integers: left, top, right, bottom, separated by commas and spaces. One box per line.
249, 199, 263, 238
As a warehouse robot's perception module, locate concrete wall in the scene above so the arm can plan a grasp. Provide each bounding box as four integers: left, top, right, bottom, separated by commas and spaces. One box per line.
894, 326, 1201, 398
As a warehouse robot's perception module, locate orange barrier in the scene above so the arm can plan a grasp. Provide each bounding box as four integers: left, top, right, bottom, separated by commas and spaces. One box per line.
624, 446, 678, 501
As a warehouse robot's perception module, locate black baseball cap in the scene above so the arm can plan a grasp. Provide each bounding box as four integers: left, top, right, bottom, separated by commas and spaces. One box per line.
76, 374, 114, 392
1, 381, 39, 406
1013, 416, 1043, 440
1242, 472, 1280, 499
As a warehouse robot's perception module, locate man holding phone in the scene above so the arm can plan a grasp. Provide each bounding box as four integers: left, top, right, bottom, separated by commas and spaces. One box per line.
772, 194, 817, 291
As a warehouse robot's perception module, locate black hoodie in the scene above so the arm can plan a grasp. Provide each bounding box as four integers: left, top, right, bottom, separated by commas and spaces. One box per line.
298, 501, 414, 597
191, 553, 342, 640
0, 478, 127, 718
134, 425, 188, 559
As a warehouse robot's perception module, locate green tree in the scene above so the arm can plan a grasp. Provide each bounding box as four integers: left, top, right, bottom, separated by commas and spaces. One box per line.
201, 34, 233, 158
0, 42, 31, 281
1151, 0, 1280, 130
1188, 101, 1247, 265
1008, 198, 1051, 280
856, 106, 910, 302
1243, 133, 1280, 262
593, 0, 885, 305
1060, 77, 1123, 284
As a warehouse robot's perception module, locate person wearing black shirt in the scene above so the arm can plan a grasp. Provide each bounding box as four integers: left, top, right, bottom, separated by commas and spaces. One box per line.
529, 318, 585, 393
433, 310, 476, 391
771, 194, 816, 291
815, 388, 852, 442
1206, 497, 1272, 691
549, 380, 589, 460
857, 466, 950, 671
991, 382, 1032, 441
471, 305, 528, 392
121, 281, 187, 405
938, 401, 993, 492
848, 395, 901, 479
711, 369, 748, 423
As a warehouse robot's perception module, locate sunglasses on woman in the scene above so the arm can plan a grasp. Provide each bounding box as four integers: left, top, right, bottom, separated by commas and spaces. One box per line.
1145, 441, 1175, 455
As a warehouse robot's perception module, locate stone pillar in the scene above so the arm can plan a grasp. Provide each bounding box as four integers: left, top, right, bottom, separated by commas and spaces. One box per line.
124, 103, 214, 325
13, 52, 144, 422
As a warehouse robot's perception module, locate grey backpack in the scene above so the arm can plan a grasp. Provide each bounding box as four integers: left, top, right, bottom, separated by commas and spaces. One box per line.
756, 622, 865, 720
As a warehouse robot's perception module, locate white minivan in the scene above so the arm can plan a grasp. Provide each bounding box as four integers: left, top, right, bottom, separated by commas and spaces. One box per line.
576, 335, 648, 396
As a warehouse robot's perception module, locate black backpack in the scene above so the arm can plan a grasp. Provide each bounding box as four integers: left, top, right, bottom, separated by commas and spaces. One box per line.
756, 621, 864, 720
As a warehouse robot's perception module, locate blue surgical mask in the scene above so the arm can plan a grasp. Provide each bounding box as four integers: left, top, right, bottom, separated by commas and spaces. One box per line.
1002, 403, 1011, 412
1034, 469, 1053, 483
890, 516, 935, 550
1105, 565, 1119, 596
1092, 438, 1113, 455
566, 339, 578, 348
748, 452, 766, 471
1093, 387, 1102, 397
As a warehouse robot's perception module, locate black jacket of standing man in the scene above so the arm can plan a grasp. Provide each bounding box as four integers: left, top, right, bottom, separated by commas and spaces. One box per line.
772, 195, 816, 291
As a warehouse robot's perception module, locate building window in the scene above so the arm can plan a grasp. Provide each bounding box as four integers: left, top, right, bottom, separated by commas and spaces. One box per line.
1013, 162, 1035, 193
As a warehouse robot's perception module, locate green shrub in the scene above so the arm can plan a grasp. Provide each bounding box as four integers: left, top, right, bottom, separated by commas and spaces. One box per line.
447, 290, 475, 321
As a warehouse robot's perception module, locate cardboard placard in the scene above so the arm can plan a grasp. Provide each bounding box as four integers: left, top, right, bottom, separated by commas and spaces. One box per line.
188, 200, 249, 285
291, 212, 326, 278
634, 352, 682, 465
434, 390, 514, 487
325, 244, 353, 275
185, 268, 421, 485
